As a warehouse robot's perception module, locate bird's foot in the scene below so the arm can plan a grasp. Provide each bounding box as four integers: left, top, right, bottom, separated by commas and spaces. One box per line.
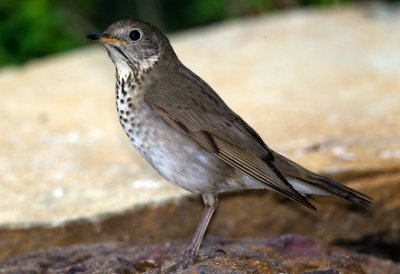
160, 249, 196, 272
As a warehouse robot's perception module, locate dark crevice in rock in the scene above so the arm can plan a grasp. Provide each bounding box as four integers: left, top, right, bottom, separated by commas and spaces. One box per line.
334, 231, 400, 262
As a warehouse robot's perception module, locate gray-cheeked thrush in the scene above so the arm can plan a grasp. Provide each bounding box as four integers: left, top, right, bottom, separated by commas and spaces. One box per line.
87, 19, 371, 269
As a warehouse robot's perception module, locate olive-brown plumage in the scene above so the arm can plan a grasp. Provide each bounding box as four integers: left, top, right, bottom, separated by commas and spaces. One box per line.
87, 19, 371, 269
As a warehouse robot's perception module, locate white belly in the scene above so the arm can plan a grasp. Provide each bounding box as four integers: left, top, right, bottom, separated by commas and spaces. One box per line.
117, 89, 230, 193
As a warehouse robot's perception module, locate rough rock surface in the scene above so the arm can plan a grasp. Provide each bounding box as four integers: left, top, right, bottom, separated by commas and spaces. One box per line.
0, 235, 399, 274
0, 5, 399, 262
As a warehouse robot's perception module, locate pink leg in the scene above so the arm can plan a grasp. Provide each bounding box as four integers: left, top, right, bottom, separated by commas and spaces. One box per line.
174, 193, 219, 269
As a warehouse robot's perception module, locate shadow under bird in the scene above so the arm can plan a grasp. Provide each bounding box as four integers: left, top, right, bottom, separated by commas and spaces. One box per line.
87, 20, 372, 269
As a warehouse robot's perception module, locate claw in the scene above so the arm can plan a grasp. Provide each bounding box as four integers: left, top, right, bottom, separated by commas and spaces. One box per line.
160, 256, 194, 272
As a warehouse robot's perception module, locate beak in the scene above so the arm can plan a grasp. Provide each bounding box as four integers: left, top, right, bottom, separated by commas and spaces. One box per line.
86, 33, 126, 45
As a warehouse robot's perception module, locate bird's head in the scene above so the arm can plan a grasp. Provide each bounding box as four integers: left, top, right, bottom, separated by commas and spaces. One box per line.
87, 20, 173, 76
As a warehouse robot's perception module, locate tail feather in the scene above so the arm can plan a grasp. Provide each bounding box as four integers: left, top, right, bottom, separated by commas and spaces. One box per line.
272, 151, 372, 209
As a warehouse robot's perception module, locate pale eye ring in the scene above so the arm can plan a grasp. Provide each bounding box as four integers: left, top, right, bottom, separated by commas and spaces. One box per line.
129, 29, 142, 41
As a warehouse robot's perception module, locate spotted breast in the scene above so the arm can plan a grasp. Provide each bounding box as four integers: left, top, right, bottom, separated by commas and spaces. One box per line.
114, 70, 243, 193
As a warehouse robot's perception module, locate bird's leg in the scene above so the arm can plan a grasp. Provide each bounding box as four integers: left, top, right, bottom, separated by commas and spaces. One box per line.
176, 193, 218, 268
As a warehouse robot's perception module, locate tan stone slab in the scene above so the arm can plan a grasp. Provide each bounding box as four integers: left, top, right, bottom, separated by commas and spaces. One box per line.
0, 6, 399, 229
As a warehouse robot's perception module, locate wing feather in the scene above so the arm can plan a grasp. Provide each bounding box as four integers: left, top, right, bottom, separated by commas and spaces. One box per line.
143, 66, 371, 210
146, 99, 316, 210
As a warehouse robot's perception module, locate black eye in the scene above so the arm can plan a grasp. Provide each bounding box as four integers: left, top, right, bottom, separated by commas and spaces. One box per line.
129, 29, 141, 41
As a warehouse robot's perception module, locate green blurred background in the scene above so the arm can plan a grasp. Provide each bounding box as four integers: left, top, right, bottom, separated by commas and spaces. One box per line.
0, 0, 397, 67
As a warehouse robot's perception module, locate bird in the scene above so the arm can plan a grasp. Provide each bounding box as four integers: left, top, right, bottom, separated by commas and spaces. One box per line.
87, 19, 371, 269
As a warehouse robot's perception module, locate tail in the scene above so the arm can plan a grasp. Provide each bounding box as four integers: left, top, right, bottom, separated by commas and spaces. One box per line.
271, 150, 372, 209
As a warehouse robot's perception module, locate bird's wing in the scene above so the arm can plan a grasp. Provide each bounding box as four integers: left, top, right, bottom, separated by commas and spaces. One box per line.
144, 70, 316, 210
271, 151, 372, 209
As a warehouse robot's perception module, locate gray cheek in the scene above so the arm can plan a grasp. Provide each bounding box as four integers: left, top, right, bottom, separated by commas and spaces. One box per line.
124, 46, 142, 62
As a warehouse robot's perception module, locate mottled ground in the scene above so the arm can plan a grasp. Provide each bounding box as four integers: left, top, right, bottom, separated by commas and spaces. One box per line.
0, 235, 399, 274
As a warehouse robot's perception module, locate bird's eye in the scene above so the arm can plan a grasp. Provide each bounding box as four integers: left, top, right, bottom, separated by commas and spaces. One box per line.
129, 29, 141, 41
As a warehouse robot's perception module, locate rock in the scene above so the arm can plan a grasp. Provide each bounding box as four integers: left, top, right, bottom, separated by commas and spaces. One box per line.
0, 235, 398, 274
0, 5, 399, 262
